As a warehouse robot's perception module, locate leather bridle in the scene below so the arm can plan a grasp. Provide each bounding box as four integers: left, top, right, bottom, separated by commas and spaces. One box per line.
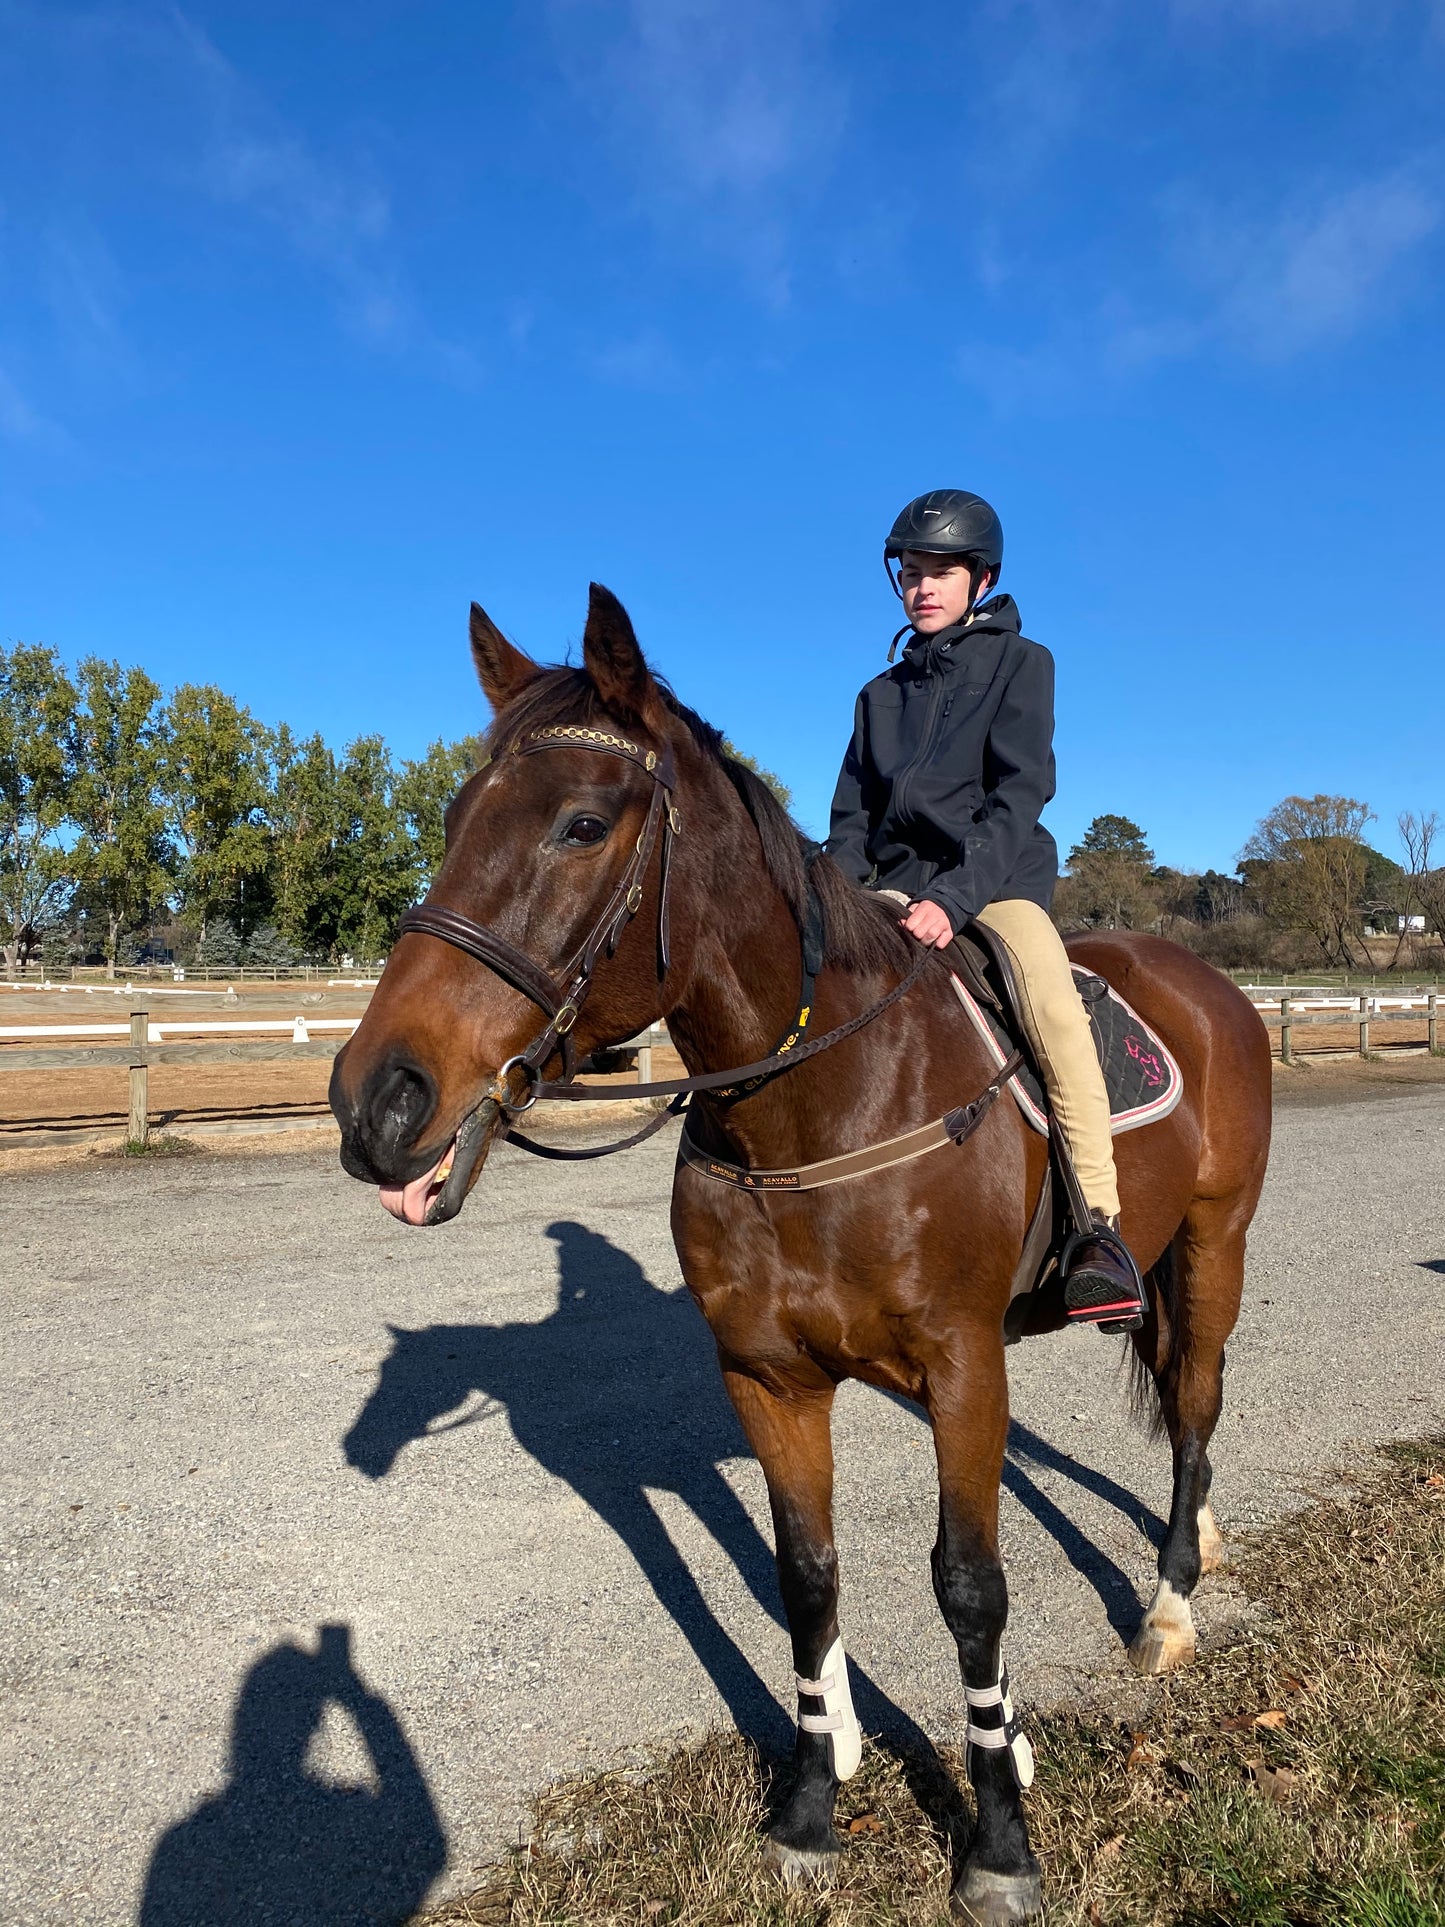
395, 717, 1018, 1185
397, 722, 680, 1111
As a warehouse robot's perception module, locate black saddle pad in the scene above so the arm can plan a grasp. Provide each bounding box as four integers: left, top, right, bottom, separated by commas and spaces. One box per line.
950, 966, 1183, 1137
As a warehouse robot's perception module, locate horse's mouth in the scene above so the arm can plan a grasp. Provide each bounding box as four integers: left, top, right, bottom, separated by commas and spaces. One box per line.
377, 1099, 499, 1227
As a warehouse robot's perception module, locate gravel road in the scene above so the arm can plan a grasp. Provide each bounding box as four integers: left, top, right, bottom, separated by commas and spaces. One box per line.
3, 1083, 1443, 1925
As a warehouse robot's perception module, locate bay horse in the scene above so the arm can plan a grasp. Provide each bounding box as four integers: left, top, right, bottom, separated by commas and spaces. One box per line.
329, 586, 1272, 1924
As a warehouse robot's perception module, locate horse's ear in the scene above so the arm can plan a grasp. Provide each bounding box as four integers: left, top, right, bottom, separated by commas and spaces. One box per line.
470, 602, 539, 712
581, 583, 658, 721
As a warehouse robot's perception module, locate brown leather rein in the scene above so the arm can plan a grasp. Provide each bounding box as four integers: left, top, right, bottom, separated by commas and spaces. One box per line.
396, 723, 1022, 1184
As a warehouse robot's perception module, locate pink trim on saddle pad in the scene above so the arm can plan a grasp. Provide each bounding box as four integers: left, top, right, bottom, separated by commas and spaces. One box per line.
947, 969, 1185, 1138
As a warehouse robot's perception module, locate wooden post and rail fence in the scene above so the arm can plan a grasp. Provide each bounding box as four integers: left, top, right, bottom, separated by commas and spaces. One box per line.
0, 987, 1439, 1148
0, 1008, 665, 1148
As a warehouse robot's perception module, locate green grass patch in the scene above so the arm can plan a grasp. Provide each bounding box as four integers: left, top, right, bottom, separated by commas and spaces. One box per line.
421, 1439, 1445, 1926
109, 1133, 200, 1159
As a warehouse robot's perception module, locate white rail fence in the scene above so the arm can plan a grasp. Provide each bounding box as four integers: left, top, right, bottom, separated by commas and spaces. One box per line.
1, 981, 1437, 1148
0, 1008, 668, 1147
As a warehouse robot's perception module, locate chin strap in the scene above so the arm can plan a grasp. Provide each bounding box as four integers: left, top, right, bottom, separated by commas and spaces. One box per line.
795, 1635, 862, 1781
964, 1663, 1034, 1789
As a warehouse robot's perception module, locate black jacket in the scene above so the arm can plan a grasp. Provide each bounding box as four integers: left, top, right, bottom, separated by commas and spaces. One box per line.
825, 595, 1059, 927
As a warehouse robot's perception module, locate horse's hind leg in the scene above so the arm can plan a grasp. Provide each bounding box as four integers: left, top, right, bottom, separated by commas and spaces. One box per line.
721, 1369, 853, 1882
932, 1350, 1042, 1924
1129, 1201, 1246, 1676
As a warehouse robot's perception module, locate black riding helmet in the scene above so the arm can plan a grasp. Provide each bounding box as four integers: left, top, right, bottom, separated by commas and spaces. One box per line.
884, 488, 1004, 616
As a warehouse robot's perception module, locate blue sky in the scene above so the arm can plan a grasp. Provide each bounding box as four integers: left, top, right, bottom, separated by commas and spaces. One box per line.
2, 0, 1443, 870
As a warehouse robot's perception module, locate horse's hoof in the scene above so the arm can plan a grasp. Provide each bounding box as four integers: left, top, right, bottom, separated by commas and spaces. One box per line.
1129, 1578, 1197, 1675
762, 1834, 840, 1887
1129, 1621, 1196, 1674
951, 1861, 1043, 1924
1197, 1502, 1227, 1575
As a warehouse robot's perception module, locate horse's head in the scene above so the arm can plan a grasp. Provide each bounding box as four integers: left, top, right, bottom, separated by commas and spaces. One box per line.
329, 583, 693, 1226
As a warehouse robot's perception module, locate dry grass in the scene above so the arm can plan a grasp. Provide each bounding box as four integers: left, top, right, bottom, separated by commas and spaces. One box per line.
419, 1437, 1444, 1927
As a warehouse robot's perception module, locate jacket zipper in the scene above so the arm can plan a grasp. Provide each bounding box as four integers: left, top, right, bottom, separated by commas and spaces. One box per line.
893, 662, 955, 824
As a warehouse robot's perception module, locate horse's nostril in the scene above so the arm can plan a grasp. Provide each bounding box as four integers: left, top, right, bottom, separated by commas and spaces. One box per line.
369, 1060, 438, 1159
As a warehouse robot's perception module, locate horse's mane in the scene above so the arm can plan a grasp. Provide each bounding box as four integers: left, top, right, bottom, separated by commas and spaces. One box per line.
487, 668, 912, 976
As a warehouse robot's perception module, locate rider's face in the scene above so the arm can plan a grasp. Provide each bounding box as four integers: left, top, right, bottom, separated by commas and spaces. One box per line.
898, 552, 983, 634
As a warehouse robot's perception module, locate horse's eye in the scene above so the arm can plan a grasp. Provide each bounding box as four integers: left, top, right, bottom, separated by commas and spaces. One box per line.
562, 814, 610, 847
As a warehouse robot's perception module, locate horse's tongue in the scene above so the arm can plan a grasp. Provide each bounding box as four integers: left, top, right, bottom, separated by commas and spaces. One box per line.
379, 1155, 445, 1226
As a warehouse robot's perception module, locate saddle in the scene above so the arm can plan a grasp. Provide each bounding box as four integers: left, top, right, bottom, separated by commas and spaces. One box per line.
943, 923, 1183, 1341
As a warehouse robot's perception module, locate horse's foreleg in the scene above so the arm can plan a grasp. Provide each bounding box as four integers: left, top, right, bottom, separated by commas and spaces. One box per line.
721, 1367, 853, 1882
1129, 1205, 1246, 1675
931, 1351, 1042, 1925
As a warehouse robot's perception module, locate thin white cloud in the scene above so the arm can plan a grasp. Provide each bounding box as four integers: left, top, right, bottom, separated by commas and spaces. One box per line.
1176, 171, 1442, 360
1, 2, 478, 380
545, 0, 846, 298
1168, 0, 1373, 31
42, 220, 133, 376
167, 9, 411, 350
589, 327, 684, 389
0, 365, 67, 450
962, 165, 1442, 409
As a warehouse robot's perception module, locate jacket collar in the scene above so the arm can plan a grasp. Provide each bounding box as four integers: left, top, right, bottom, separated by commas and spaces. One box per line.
899, 594, 1022, 674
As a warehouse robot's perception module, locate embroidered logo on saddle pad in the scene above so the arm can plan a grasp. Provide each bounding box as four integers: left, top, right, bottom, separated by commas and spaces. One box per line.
950, 968, 1184, 1137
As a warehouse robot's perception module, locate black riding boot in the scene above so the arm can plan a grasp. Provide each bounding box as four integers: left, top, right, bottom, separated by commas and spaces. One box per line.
1063, 1213, 1146, 1333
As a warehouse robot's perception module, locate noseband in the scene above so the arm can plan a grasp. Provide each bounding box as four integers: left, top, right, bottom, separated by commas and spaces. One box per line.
397, 723, 680, 1107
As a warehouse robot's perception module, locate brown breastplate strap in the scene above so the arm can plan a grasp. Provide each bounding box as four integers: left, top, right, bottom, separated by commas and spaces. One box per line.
678, 1051, 1025, 1192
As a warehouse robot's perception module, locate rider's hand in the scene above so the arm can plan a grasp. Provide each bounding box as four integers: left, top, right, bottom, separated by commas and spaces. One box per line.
903, 899, 956, 949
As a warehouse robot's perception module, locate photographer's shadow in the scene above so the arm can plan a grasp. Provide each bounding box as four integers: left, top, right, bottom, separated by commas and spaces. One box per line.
140, 1624, 445, 1927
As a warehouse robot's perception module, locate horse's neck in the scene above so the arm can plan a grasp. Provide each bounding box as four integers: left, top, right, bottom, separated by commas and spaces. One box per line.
661, 833, 983, 1169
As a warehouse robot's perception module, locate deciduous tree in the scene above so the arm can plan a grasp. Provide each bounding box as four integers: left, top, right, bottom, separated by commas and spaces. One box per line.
333, 736, 417, 960
264, 725, 342, 957
160, 685, 270, 940
396, 737, 479, 885
0, 643, 76, 974
67, 658, 171, 977
1240, 794, 1373, 966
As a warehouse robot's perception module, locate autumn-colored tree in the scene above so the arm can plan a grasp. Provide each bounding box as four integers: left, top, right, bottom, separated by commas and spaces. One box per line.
67, 658, 171, 976
0, 643, 76, 974
1240, 794, 1373, 966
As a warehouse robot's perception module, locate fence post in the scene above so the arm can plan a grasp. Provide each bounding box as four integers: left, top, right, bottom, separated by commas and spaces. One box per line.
1358, 993, 1370, 1059
1280, 996, 1293, 1065
1430, 989, 1438, 1055
637, 1033, 653, 1083
128, 1008, 149, 1147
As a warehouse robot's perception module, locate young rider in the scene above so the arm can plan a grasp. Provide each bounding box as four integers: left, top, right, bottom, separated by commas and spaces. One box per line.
825, 489, 1147, 1331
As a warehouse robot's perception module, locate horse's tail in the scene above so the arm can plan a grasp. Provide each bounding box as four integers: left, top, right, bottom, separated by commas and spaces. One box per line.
1126, 1237, 1178, 1442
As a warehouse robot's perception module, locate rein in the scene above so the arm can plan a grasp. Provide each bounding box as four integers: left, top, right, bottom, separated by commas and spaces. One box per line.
397, 722, 1020, 1184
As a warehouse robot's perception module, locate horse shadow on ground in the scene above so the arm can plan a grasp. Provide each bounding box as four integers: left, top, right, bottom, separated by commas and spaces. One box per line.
139, 1622, 445, 1927
1002, 1420, 1165, 1643
342, 1220, 1161, 1846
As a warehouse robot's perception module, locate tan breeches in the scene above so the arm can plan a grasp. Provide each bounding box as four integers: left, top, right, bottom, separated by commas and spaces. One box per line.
974, 898, 1121, 1220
